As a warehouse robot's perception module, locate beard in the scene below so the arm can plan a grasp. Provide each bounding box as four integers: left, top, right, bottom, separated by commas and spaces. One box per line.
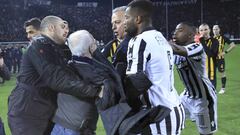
125, 25, 138, 38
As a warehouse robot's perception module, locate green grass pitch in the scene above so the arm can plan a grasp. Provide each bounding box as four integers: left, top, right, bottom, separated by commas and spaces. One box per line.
0, 46, 239, 135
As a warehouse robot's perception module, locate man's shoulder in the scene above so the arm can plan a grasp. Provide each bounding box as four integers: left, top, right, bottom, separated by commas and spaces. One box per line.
140, 30, 165, 42
29, 36, 53, 50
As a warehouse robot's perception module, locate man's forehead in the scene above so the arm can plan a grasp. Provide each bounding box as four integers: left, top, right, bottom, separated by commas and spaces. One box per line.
213, 25, 219, 29
63, 20, 68, 25
199, 25, 209, 30
55, 19, 68, 25
26, 25, 37, 31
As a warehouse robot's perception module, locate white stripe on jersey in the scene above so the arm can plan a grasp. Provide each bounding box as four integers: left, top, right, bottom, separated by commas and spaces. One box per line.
150, 104, 185, 135
126, 29, 181, 109
174, 43, 215, 99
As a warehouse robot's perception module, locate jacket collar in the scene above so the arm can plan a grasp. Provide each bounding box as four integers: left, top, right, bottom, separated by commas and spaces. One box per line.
72, 55, 93, 65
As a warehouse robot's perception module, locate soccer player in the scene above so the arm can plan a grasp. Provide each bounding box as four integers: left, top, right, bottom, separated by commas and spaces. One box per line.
125, 1, 185, 134
199, 23, 219, 88
171, 22, 217, 135
212, 25, 236, 94
23, 17, 41, 41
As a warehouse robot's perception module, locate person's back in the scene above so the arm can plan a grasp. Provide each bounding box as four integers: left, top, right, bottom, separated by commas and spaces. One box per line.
127, 29, 180, 108
53, 93, 98, 134
124, 1, 185, 134
8, 35, 69, 135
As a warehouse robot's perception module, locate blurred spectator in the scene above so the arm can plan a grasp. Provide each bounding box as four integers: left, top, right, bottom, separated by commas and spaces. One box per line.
0, 0, 239, 43
0, 48, 11, 84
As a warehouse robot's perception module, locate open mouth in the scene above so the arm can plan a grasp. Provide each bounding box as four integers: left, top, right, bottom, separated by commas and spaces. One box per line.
63, 34, 67, 38
172, 35, 177, 42
114, 32, 118, 36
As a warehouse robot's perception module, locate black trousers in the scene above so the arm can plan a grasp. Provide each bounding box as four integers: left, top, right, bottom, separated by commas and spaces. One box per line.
0, 117, 6, 135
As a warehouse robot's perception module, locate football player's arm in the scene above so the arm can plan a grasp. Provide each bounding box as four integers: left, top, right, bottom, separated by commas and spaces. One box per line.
224, 37, 236, 54
28, 42, 101, 98
169, 41, 187, 56
169, 42, 203, 57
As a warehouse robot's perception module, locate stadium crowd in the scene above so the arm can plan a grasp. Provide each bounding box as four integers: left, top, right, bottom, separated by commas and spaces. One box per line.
0, 0, 239, 43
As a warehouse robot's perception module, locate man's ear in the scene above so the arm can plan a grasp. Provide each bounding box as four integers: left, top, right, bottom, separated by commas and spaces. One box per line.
48, 24, 55, 32
136, 16, 142, 24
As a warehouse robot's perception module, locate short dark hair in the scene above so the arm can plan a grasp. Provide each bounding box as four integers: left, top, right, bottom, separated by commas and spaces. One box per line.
24, 17, 41, 30
180, 22, 196, 33
128, 0, 154, 18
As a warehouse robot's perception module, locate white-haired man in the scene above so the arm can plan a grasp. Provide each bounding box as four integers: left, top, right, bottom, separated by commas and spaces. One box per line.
51, 30, 128, 135
51, 30, 102, 135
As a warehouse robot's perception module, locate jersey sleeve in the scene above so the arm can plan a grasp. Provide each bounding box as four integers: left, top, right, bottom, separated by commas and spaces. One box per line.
184, 43, 203, 57
126, 38, 150, 74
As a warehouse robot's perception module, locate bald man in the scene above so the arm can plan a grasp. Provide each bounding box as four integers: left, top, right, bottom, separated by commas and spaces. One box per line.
8, 16, 102, 135
199, 23, 219, 88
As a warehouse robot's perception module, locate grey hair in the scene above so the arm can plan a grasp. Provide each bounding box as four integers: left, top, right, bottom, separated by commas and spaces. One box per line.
112, 6, 127, 14
68, 30, 94, 56
40, 15, 62, 31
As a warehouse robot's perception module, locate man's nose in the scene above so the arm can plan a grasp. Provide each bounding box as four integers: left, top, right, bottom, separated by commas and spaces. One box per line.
112, 24, 116, 30
27, 34, 32, 40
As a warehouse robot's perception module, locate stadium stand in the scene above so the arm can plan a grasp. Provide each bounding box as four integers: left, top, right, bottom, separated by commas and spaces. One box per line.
0, 0, 239, 43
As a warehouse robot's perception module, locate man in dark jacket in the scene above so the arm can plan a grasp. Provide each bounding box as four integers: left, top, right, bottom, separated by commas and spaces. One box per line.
8, 16, 102, 135
102, 6, 131, 80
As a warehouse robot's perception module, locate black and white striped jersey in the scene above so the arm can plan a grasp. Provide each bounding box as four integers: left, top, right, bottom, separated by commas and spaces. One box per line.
174, 43, 215, 99
126, 29, 181, 109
